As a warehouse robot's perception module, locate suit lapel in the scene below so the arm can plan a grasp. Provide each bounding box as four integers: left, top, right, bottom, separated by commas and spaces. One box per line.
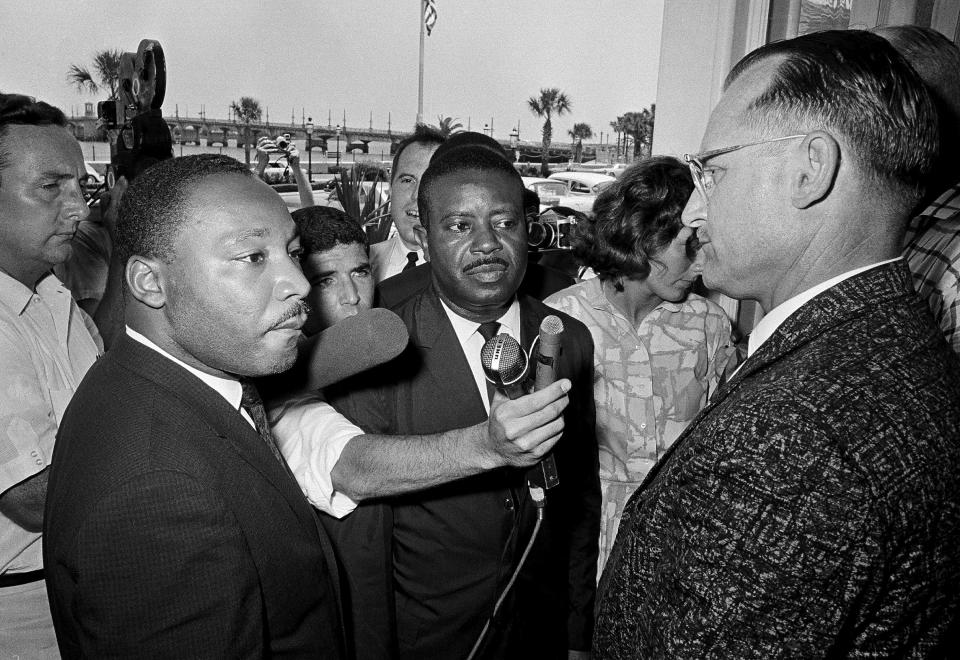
519, 295, 541, 355
112, 335, 322, 539
412, 285, 489, 423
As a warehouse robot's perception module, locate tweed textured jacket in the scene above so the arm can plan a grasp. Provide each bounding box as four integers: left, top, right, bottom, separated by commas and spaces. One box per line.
44, 335, 345, 659
594, 261, 960, 658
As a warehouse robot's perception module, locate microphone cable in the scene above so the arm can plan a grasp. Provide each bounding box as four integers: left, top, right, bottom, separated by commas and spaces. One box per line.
465, 485, 547, 660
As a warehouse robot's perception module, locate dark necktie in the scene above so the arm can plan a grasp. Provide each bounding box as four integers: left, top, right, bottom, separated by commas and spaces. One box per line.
240, 379, 286, 466
477, 321, 501, 406
402, 251, 419, 271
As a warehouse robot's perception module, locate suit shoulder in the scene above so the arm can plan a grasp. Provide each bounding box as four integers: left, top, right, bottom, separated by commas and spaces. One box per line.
525, 295, 592, 340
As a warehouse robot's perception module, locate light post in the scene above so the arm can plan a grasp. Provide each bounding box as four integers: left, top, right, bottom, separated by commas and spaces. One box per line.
483, 123, 491, 138
305, 119, 314, 183
335, 125, 342, 169
509, 127, 519, 163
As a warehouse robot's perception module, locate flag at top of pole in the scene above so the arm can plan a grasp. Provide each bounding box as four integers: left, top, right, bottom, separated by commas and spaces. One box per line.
417, 0, 436, 124
424, 0, 438, 36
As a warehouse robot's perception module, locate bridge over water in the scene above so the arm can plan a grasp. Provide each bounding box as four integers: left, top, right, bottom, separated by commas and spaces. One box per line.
67, 113, 589, 160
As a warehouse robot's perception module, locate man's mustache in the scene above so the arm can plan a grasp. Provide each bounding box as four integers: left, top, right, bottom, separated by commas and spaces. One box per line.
271, 300, 312, 328
462, 257, 510, 273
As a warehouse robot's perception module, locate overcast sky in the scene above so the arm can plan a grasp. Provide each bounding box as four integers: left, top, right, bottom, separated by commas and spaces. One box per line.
1, 0, 663, 143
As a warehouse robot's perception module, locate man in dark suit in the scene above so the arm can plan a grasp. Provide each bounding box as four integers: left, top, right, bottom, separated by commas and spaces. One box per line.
43, 155, 345, 657
329, 141, 600, 659
594, 31, 960, 657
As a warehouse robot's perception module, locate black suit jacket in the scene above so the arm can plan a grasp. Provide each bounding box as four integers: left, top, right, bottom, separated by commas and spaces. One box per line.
595, 262, 960, 658
377, 260, 575, 309
326, 285, 599, 659
44, 335, 345, 659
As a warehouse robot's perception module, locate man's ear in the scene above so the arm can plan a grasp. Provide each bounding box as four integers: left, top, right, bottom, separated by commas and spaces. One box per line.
413, 223, 430, 260
790, 130, 840, 209
126, 256, 167, 309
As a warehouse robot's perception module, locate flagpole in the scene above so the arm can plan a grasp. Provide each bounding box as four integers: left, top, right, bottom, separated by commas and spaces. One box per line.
417, 0, 425, 126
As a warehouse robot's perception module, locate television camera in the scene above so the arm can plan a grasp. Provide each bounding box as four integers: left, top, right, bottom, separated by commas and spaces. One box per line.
527, 207, 581, 250
97, 39, 173, 185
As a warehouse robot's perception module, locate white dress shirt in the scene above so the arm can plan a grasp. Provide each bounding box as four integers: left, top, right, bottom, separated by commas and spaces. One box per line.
370, 233, 424, 282
439, 297, 522, 414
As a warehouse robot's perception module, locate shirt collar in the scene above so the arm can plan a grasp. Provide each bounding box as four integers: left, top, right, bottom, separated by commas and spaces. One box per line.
440, 296, 522, 344
0, 270, 64, 315
587, 276, 684, 314
125, 326, 244, 411
748, 257, 902, 357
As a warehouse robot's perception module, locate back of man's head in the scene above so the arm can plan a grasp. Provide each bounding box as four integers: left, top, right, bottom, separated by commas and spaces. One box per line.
872, 24, 960, 195
292, 205, 368, 257
0, 93, 67, 180
417, 144, 524, 228
391, 124, 446, 182
115, 154, 252, 268
430, 130, 508, 164
727, 29, 938, 210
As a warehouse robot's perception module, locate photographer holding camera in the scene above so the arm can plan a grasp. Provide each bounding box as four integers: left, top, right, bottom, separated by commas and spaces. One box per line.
255, 135, 315, 209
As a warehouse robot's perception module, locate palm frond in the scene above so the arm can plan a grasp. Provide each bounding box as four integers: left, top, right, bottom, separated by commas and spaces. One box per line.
67, 65, 97, 94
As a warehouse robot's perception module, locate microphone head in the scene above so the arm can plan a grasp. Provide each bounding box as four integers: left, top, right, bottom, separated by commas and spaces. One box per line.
480, 334, 528, 387
540, 314, 564, 337
309, 307, 409, 389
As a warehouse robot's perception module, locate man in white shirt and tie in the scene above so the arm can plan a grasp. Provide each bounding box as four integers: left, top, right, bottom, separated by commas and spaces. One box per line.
369, 125, 445, 281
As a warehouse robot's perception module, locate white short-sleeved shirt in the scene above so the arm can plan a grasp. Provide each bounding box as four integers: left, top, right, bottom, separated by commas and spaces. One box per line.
0, 272, 102, 574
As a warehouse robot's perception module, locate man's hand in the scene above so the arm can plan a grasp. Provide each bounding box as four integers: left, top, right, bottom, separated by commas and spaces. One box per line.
482, 379, 571, 469
255, 136, 273, 175
286, 144, 301, 168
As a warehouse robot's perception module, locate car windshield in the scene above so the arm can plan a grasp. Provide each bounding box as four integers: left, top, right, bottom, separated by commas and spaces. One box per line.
533, 182, 567, 195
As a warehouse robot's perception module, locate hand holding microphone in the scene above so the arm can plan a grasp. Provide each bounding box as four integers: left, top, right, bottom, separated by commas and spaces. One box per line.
479, 316, 567, 490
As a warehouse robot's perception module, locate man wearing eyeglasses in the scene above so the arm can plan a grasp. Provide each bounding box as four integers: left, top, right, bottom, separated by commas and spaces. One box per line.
595, 31, 960, 657
0, 93, 102, 657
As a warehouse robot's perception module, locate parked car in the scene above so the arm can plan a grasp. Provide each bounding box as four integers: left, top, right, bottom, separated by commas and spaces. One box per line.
521, 177, 569, 211
83, 162, 106, 205
276, 178, 389, 212
597, 163, 629, 178
543, 171, 616, 214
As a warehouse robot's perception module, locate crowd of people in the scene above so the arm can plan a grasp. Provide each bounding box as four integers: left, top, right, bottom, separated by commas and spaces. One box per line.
1, 25, 959, 660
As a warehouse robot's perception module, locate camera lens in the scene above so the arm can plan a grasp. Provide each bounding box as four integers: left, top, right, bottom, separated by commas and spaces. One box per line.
527, 220, 555, 248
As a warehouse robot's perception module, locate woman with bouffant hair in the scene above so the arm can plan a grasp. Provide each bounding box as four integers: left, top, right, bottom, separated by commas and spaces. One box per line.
545, 156, 736, 573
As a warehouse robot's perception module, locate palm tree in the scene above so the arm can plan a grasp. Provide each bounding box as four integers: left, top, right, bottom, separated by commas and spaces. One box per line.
230, 96, 263, 165
568, 123, 593, 163
527, 88, 571, 177
435, 116, 464, 137
67, 49, 123, 99
609, 117, 625, 161
614, 105, 656, 161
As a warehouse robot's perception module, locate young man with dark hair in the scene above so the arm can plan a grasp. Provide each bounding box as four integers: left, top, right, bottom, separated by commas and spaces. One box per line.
292, 205, 374, 334
0, 92, 100, 657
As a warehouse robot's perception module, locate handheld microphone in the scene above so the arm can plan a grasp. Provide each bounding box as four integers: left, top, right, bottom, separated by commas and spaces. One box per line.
530, 315, 563, 490
479, 333, 529, 400
303, 307, 410, 390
